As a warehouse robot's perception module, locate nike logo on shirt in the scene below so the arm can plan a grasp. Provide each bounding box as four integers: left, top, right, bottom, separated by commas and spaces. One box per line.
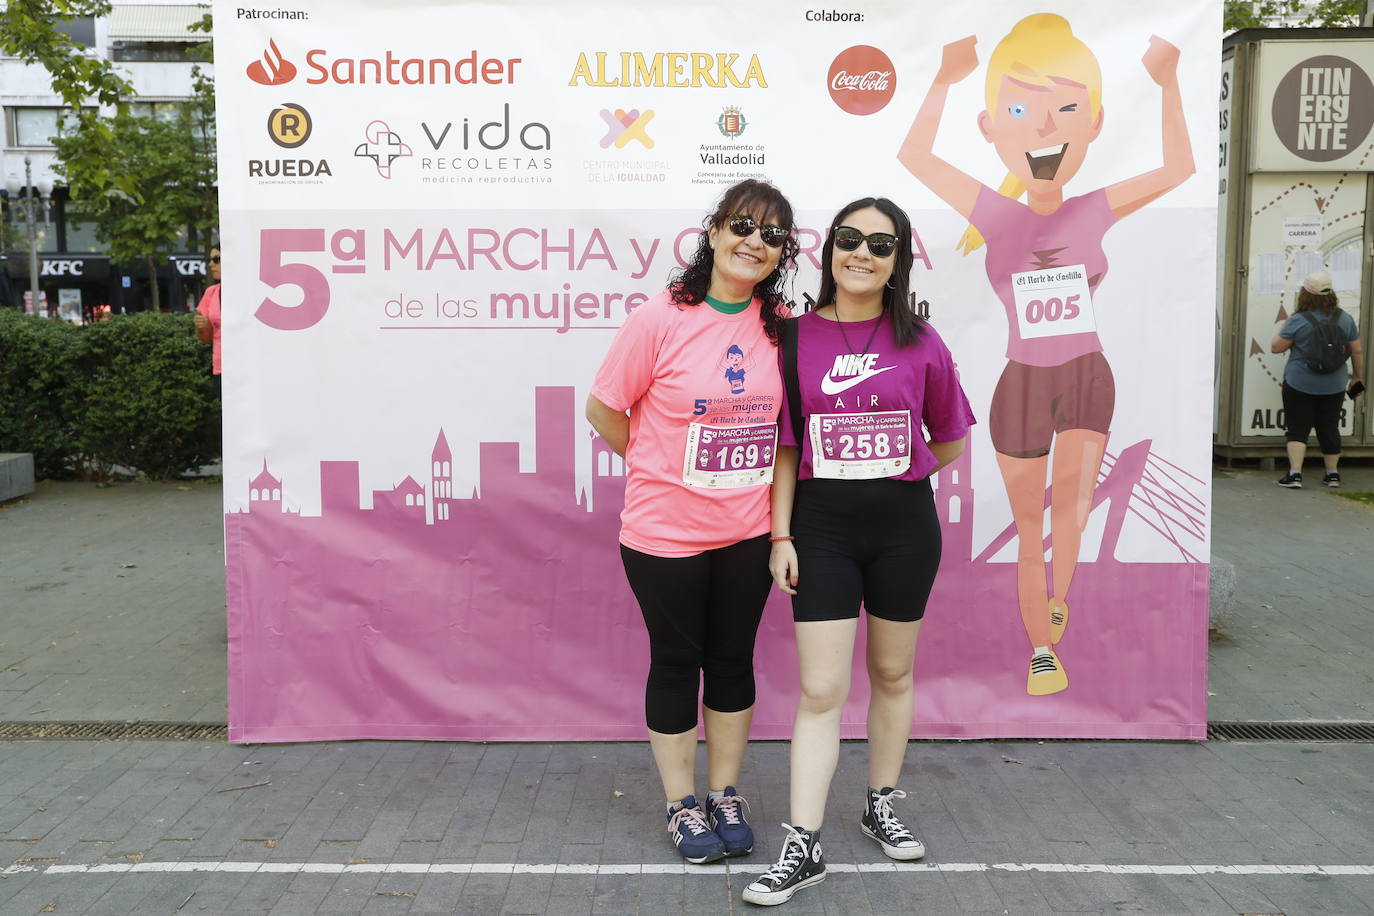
820, 353, 894, 395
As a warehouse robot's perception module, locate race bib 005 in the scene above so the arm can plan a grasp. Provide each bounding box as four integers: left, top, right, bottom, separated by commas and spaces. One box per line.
682, 422, 778, 488
1011, 264, 1096, 340
808, 410, 912, 479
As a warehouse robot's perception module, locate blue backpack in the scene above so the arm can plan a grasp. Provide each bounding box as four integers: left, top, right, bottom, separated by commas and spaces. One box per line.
1298, 310, 1351, 374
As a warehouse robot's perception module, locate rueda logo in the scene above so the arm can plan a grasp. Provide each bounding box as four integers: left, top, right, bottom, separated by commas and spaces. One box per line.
827, 45, 895, 116
354, 120, 413, 178
268, 103, 311, 148
248, 39, 297, 85
599, 108, 654, 149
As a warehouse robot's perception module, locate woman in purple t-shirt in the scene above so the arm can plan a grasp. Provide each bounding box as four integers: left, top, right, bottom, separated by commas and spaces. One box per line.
897, 14, 1194, 696
743, 198, 974, 907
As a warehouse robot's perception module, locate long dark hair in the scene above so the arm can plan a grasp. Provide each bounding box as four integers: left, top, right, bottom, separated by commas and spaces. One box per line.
810, 197, 925, 348
1295, 287, 1338, 316
669, 179, 798, 344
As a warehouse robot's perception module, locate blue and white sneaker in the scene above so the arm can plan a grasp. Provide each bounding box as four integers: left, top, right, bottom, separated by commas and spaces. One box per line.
667, 796, 726, 864
706, 787, 754, 856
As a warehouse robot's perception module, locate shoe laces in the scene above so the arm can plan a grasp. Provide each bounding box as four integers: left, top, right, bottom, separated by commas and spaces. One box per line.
710, 793, 748, 826
871, 790, 914, 841
758, 824, 810, 886
668, 804, 711, 838
1050, 609, 1066, 627
1030, 653, 1059, 675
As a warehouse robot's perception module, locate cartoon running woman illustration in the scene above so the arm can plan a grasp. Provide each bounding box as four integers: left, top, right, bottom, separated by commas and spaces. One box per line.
898, 14, 1193, 696
720, 344, 755, 395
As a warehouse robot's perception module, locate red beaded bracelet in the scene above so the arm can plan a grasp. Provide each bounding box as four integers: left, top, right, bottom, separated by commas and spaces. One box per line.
769, 535, 794, 542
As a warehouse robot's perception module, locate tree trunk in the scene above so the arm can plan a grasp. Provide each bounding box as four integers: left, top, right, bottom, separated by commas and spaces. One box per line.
146, 256, 160, 311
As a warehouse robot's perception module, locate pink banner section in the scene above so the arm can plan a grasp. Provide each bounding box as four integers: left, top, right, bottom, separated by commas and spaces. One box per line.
225, 386, 1207, 744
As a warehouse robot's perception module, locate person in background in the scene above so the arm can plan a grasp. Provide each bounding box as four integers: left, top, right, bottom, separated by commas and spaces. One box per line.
1272, 269, 1363, 488
192, 247, 222, 399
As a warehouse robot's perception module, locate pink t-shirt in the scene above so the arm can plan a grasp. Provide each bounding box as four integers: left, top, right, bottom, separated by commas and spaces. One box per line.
591, 291, 782, 557
196, 284, 222, 375
969, 186, 1118, 367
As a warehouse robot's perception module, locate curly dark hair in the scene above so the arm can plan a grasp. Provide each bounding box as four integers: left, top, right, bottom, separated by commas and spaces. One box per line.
1295, 287, 1339, 315
809, 197, 925, 348
668, 179, 798, 343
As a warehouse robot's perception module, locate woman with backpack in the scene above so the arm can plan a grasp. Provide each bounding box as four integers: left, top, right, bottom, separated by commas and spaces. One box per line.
1271, 269, 1364, 488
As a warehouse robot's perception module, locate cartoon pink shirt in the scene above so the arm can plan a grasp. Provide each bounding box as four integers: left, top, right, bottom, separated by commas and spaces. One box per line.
969, 186, 1119, 368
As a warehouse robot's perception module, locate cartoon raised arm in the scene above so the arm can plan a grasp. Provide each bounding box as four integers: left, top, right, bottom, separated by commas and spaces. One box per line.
1103, 36, 1195, 219
897, 36, 984, 221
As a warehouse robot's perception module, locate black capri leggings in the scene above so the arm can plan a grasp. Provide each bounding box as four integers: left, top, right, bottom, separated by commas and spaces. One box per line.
1282, 383, 1345, 455
620, 534, 772, 735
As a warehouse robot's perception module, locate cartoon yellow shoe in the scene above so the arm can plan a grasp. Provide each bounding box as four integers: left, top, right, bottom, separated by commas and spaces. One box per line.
1048, 598, 1069, 644
1027, 649, 1068, 696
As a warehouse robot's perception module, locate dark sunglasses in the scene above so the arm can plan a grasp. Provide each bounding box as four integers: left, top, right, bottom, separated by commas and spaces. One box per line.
833, 226, 898, 258
726, 214, 789, 248
209, 256, 221, 263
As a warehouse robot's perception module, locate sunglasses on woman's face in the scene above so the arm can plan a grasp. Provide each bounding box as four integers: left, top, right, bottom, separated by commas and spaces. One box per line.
209, 256, 221, 264
833, 226, 898, 258
726, 214, 789, 248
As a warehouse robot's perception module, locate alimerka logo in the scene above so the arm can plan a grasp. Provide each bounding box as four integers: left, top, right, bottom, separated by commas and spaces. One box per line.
247, 39, 297, 85
827, 45, 895, 116
570, 52, 767, 88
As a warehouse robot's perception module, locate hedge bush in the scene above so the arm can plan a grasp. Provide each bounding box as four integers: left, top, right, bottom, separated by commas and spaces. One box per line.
0, 309, 218, 480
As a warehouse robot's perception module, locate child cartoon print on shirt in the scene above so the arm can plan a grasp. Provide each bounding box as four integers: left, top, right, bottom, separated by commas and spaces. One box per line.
720, 344, 756, 395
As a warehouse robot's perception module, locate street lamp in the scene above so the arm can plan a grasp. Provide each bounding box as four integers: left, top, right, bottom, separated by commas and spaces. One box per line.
23, 156, 43, 317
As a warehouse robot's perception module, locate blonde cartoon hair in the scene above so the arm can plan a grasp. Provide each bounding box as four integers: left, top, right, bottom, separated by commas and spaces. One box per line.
959, 14, 1103, 254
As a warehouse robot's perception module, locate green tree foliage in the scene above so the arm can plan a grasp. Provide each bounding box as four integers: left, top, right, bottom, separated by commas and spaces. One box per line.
0, 308, 83, 479
0, 1, 136, 199
1225, 0, 1363, 30
52, 113, 214, 310
74, 312, 219, 480
0, 310, 218, 480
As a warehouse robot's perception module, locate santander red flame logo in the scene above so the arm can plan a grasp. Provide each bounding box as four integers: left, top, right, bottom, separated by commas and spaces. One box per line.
246, 39, 297, 86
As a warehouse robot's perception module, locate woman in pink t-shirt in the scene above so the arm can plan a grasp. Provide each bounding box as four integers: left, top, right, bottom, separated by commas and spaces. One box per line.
193, 247, 222, 399
898, 14, 1194, 696
587, 180, 797, 865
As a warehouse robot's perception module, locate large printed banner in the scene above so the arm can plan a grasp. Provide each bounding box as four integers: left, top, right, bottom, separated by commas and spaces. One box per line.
216, 0, 1218, 743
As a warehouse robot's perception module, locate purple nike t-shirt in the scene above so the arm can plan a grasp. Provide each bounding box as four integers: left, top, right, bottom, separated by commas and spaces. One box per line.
778, 311, 976, 482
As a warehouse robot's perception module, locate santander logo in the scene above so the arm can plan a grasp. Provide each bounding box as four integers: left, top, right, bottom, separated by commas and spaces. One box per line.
247, 39, 297, 86
827, 45, 896, 116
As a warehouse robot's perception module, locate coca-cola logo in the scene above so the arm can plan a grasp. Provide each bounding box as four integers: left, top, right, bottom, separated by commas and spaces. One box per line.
827, 45, 896, 116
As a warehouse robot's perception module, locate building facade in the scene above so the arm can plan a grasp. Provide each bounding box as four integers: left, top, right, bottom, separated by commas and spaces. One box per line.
1, 2, 215, 319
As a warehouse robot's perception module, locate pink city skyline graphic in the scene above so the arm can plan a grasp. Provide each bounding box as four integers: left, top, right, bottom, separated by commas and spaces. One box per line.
226, 386, 1208, 744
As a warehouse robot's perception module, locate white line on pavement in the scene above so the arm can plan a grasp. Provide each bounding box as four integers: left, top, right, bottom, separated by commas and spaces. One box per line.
4, 862, 1373, 878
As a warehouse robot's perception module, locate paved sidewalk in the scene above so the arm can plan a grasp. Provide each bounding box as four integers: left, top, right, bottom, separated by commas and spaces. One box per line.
0, 480, 227, 723
0, 739, 1372, 914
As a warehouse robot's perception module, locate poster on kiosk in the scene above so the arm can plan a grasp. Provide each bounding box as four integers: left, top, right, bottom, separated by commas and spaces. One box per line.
215, 0, 1219, 743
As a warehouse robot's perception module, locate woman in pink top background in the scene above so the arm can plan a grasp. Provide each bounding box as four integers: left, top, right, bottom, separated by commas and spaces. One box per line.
898, 14, 1194, 695
587, 180, 797, 864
